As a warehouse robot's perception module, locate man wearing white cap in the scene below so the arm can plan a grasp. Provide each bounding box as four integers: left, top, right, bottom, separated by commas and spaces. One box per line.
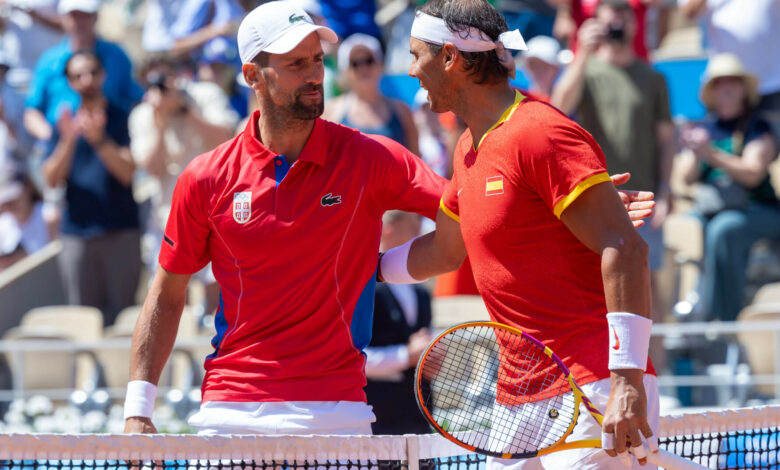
123, 0, 447, 436
377, 0, 658, 468
24, 0, 142, 141
123, 0, 653, 437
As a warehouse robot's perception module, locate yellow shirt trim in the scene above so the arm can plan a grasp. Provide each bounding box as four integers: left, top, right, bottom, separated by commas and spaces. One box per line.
439, 198, 460, 223
553, 172, 612, 219
474, 91, 526, 151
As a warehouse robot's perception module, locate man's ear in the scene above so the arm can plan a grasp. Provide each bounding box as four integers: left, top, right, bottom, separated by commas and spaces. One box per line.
242, 63, 265, 91
441, 43, 460, 73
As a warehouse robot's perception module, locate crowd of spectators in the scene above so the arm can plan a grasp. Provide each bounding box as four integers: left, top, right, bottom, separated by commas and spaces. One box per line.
0, 0, 780, 414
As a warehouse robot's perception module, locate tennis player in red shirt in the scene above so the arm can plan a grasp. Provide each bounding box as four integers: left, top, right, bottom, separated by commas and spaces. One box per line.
123, 0, 653, 438
378, 1, 658, 468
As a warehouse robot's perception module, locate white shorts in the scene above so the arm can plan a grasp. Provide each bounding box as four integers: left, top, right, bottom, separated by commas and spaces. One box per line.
487, 374, 659, 470
188, 401, 376, 435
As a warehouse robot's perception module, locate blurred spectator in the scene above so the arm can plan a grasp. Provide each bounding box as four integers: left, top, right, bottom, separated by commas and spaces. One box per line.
0, 0, 63, 89
551, 0, 655, 61
197, 41, 246, 118
318, 0, 381, 41
0, 0, 63, 157
141, 0, 187, 52
553, 0, 675, 267
40, 50, 140, 326
679, 54, 780, 322
680, 0, 780, 144
519, 35, 563, 101
169, 0, 244, 60
500, 0, 557, 41
0, 160, 52, 265
413, 89, 448, 178
0, 52, 20, 164
365, 210, 432, 435
23, 0, 143, 142
325, 33, 419, 155
130, 54, 237, 315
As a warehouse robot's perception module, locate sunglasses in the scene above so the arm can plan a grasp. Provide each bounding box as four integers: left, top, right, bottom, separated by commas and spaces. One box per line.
350, 57, 376, 69
68, 68, 101, 81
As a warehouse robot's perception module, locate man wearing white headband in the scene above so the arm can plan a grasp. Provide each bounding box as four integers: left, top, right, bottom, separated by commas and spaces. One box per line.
378, 0, 658, 468
123, 0, 653, 438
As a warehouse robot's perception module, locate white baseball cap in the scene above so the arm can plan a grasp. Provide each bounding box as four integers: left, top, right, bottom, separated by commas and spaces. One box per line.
58, 0, 101, 15
237, 1, 338, 64
338, 33, 383, 71
522, 36, 563, 67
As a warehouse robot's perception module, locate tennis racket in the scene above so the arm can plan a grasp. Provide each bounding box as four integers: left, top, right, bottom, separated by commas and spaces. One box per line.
414, 321, 707, 470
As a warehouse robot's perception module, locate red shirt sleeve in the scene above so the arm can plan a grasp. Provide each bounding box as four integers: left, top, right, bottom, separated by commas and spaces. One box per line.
366, 134, 447, 221
521, 113, 610, 218
159, 165, 212, 274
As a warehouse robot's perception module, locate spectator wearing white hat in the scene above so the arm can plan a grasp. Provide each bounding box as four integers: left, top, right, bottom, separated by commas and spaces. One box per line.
23, 0, 143, 142
520, 35, 564, 101
679, 53, 780, 322
324, 33, 419, 155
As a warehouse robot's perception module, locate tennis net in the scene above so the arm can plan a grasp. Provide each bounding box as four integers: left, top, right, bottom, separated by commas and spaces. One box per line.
0, 406, 779, 470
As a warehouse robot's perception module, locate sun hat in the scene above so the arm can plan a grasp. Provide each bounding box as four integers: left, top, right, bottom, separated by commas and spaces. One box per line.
337, 33, 384, 72
522, 36, 562, 68
700, 53, 759, 109
237, 1, 338, 64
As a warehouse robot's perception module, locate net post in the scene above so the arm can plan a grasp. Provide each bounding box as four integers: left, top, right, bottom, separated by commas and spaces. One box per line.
405, 434, 420, 470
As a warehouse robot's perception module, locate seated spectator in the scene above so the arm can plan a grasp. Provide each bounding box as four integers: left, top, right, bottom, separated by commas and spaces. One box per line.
40, 50, 140, 326
0, 160, 52, 262
680, 0, 780, 144
324, 34, 419, 155
679, 54, 780, 322
23, 0, 143, 142
519, 35, 564, 101
169, 0, 244, 60
365, 210, 432, 435
141, 0, 188, 53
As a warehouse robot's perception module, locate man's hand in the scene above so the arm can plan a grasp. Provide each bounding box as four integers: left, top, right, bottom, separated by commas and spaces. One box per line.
407, 328, 433, 367
602, 369, 653, 466
124, 416, 157, 434
610, 173, 655, 228
578, 19, 605, 54
78, 107, 108, 147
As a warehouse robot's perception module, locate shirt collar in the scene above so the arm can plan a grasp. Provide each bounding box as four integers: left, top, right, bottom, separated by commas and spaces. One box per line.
242, 110, 329, 168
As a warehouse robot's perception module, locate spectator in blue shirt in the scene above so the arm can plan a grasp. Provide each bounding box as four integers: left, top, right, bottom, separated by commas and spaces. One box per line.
23, 0, 142, 142
169, 0, 245, 61
40, 49, 140, 326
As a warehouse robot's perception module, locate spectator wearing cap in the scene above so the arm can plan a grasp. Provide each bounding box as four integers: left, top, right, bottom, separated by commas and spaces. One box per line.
680, 0, 780, 145
324, 33, 419, 155
519, 35, 564, 101
0, 160, 52, 269
169, 0, 244, 60
41, 50, 140, 326
679, 53, 780, 322
23, 0, 143, 142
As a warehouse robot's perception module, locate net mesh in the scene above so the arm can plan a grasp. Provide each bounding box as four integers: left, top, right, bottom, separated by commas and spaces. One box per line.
0, 406, 779, 470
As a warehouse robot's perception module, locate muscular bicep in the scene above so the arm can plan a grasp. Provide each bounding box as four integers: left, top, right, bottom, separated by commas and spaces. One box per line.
559, 181, 639, 254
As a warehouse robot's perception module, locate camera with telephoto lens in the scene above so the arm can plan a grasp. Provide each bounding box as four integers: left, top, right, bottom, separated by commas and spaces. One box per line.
606, 24, 626, 42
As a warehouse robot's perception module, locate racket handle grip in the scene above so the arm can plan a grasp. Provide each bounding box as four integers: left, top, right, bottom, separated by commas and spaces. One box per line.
646, 448, 709, 470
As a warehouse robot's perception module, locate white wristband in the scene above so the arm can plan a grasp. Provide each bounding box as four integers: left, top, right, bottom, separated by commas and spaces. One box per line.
123, 380, 158, 420
379, 237, 426, 284
606, 312, 651, 370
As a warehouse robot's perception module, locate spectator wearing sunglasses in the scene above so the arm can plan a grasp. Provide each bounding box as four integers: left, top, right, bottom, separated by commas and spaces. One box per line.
324, 34, 419, 155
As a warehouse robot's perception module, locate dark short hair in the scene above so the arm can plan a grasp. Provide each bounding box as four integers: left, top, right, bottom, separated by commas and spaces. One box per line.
418, 0, 509, 85
597, 0, 634, 13
65, 49, 102, 78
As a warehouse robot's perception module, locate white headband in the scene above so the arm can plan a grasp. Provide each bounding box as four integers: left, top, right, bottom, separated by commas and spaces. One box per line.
410, 12, 527, 53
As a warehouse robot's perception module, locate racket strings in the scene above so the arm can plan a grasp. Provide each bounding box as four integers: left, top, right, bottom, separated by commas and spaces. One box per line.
418, 325, 577, 457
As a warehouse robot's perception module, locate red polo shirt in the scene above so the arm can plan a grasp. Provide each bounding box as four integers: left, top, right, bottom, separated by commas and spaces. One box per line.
160, 111, 446, 403
440, 93, 654, 394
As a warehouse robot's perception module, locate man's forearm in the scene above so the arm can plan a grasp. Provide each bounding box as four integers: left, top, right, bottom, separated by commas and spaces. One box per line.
601, 234, 651, 319
42, 138, 76, 187
406, 230, 466, 280
551, 53, 588, 115
24, 108, 53, 141
129, 276, 187, 385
